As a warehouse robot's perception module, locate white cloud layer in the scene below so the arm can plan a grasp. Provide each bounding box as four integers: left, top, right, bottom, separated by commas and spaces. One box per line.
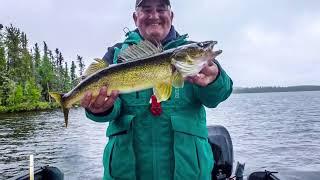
1, 0, 319, 87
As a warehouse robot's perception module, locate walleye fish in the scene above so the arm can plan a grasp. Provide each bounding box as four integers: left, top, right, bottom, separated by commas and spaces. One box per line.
50, 40, 222, 127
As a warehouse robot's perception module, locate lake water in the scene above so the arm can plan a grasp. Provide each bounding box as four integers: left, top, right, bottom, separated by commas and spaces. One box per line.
0, 91, 320, 179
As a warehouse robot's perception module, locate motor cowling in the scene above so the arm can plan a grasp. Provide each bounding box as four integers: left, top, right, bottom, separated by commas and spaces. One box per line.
208, 125, 234, 180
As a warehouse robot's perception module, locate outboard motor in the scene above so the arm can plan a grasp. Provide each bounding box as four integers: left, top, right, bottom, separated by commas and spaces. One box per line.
208, 125, 234, 180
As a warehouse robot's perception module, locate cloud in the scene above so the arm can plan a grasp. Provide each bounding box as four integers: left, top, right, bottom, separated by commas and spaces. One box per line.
226, 13, 320, 86
1, 1, 139, 72
1, 0, 320, 86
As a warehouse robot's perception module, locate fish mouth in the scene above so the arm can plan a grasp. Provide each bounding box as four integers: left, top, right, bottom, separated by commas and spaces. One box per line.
197, 41, 221, 60
197, 41, 217, 50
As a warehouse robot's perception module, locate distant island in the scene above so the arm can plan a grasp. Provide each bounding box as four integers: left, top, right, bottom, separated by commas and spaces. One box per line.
233, 85, 320, 94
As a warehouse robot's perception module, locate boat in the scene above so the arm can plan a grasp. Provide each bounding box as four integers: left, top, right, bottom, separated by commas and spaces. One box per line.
10, 125, 280, 180
208, 125, 280, 180
8, 166, 63, 180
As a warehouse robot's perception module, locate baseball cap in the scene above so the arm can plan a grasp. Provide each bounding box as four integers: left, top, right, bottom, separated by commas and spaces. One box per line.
135, 0, 171, 7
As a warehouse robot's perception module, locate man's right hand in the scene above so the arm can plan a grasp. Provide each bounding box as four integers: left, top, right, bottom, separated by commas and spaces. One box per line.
81, 86, 119, 114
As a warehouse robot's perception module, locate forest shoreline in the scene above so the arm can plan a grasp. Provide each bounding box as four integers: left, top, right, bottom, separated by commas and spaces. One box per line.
0, 102, 59, 114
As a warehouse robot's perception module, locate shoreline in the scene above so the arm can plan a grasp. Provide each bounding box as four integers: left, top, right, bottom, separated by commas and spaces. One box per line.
1, 90, 319, 113
0, 102, 59, 114
233, 89, 320, 94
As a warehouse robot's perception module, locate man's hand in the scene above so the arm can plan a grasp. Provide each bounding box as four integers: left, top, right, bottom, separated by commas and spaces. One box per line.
186, 60, 219, 87
81, 86, 119, 114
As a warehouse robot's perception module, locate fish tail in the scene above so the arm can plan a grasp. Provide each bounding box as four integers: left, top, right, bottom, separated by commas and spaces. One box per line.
49, 92, 70, 127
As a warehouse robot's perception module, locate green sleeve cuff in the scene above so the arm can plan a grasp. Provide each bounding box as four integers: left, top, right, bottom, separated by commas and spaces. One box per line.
85, 98, 121, 122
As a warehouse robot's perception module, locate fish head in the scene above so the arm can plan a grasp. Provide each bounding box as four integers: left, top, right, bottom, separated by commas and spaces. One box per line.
171, 41, 220, 77
187, 41, 216, 60
173, 41, 216, 62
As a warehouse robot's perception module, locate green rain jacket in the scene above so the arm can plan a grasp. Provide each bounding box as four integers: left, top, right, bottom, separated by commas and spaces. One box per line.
86, 27, 233, 180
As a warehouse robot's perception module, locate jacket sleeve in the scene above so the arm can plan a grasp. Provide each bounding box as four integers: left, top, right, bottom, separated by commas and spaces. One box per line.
193, 61, 233, 108
85, 98, 122, 122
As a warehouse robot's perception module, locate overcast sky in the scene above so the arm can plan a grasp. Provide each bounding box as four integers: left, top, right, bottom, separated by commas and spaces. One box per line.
1, 0, 319, 87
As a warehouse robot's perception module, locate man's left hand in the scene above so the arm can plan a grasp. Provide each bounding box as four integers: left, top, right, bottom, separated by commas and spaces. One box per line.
186, 60, 219, 87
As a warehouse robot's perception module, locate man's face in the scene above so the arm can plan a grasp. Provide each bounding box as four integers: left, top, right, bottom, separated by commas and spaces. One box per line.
133, 0, 173, 43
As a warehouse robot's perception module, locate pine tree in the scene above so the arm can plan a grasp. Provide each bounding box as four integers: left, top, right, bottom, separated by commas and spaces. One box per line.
20, 32, 33, 82
63, 62, 71, 92
0, 25, 9, 105
21, 32, 27, 49
0, 24, 80, 108
32, 43, 42, 86
39, 41, 55, 101
54, 48, 60, 67
58, 52, 64, 67
77, 55, 85, 76
70, 61, 77, 86
48, 50, 54, 69
33, 43, 41, 69
43, 41, 48, 58
57, 52, 64, 91
0, 25, 6, 73
4, 24, 22, 82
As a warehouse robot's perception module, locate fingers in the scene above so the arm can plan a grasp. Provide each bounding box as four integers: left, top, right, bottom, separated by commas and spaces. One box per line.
81, 91, 92, 108
80, 87, 119, 114
101, 90, 119, 110
110, 90, 120, 98
187, 63, 219, 87
186, 76, 194, 84
207, 58, 214, 66
187, 74, 209, 87
187, 74, 203, 84
92, 86, 108, 108
201, 62, 218, 76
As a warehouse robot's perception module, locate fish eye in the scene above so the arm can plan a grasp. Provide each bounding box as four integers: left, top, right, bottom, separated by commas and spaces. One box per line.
197, 42, 204, 47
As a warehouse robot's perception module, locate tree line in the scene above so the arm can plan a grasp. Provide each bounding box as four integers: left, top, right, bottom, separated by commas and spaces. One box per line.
0, 24, 85, 112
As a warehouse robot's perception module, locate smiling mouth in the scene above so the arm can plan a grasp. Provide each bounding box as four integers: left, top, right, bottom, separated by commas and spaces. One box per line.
147, 22, 162, 26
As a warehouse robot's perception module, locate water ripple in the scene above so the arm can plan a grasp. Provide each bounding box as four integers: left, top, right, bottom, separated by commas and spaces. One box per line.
1, 91, 320, 179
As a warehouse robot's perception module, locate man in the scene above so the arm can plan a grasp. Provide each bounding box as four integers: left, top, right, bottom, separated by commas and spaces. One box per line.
81, 0, 233, 179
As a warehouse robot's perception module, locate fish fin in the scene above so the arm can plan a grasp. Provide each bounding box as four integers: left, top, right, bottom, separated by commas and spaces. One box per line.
153, 83, 172, 102
119, 40, 163, 61
172, 70, 184, 88
83, 58, 109, 78
49, 92, 70, 127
